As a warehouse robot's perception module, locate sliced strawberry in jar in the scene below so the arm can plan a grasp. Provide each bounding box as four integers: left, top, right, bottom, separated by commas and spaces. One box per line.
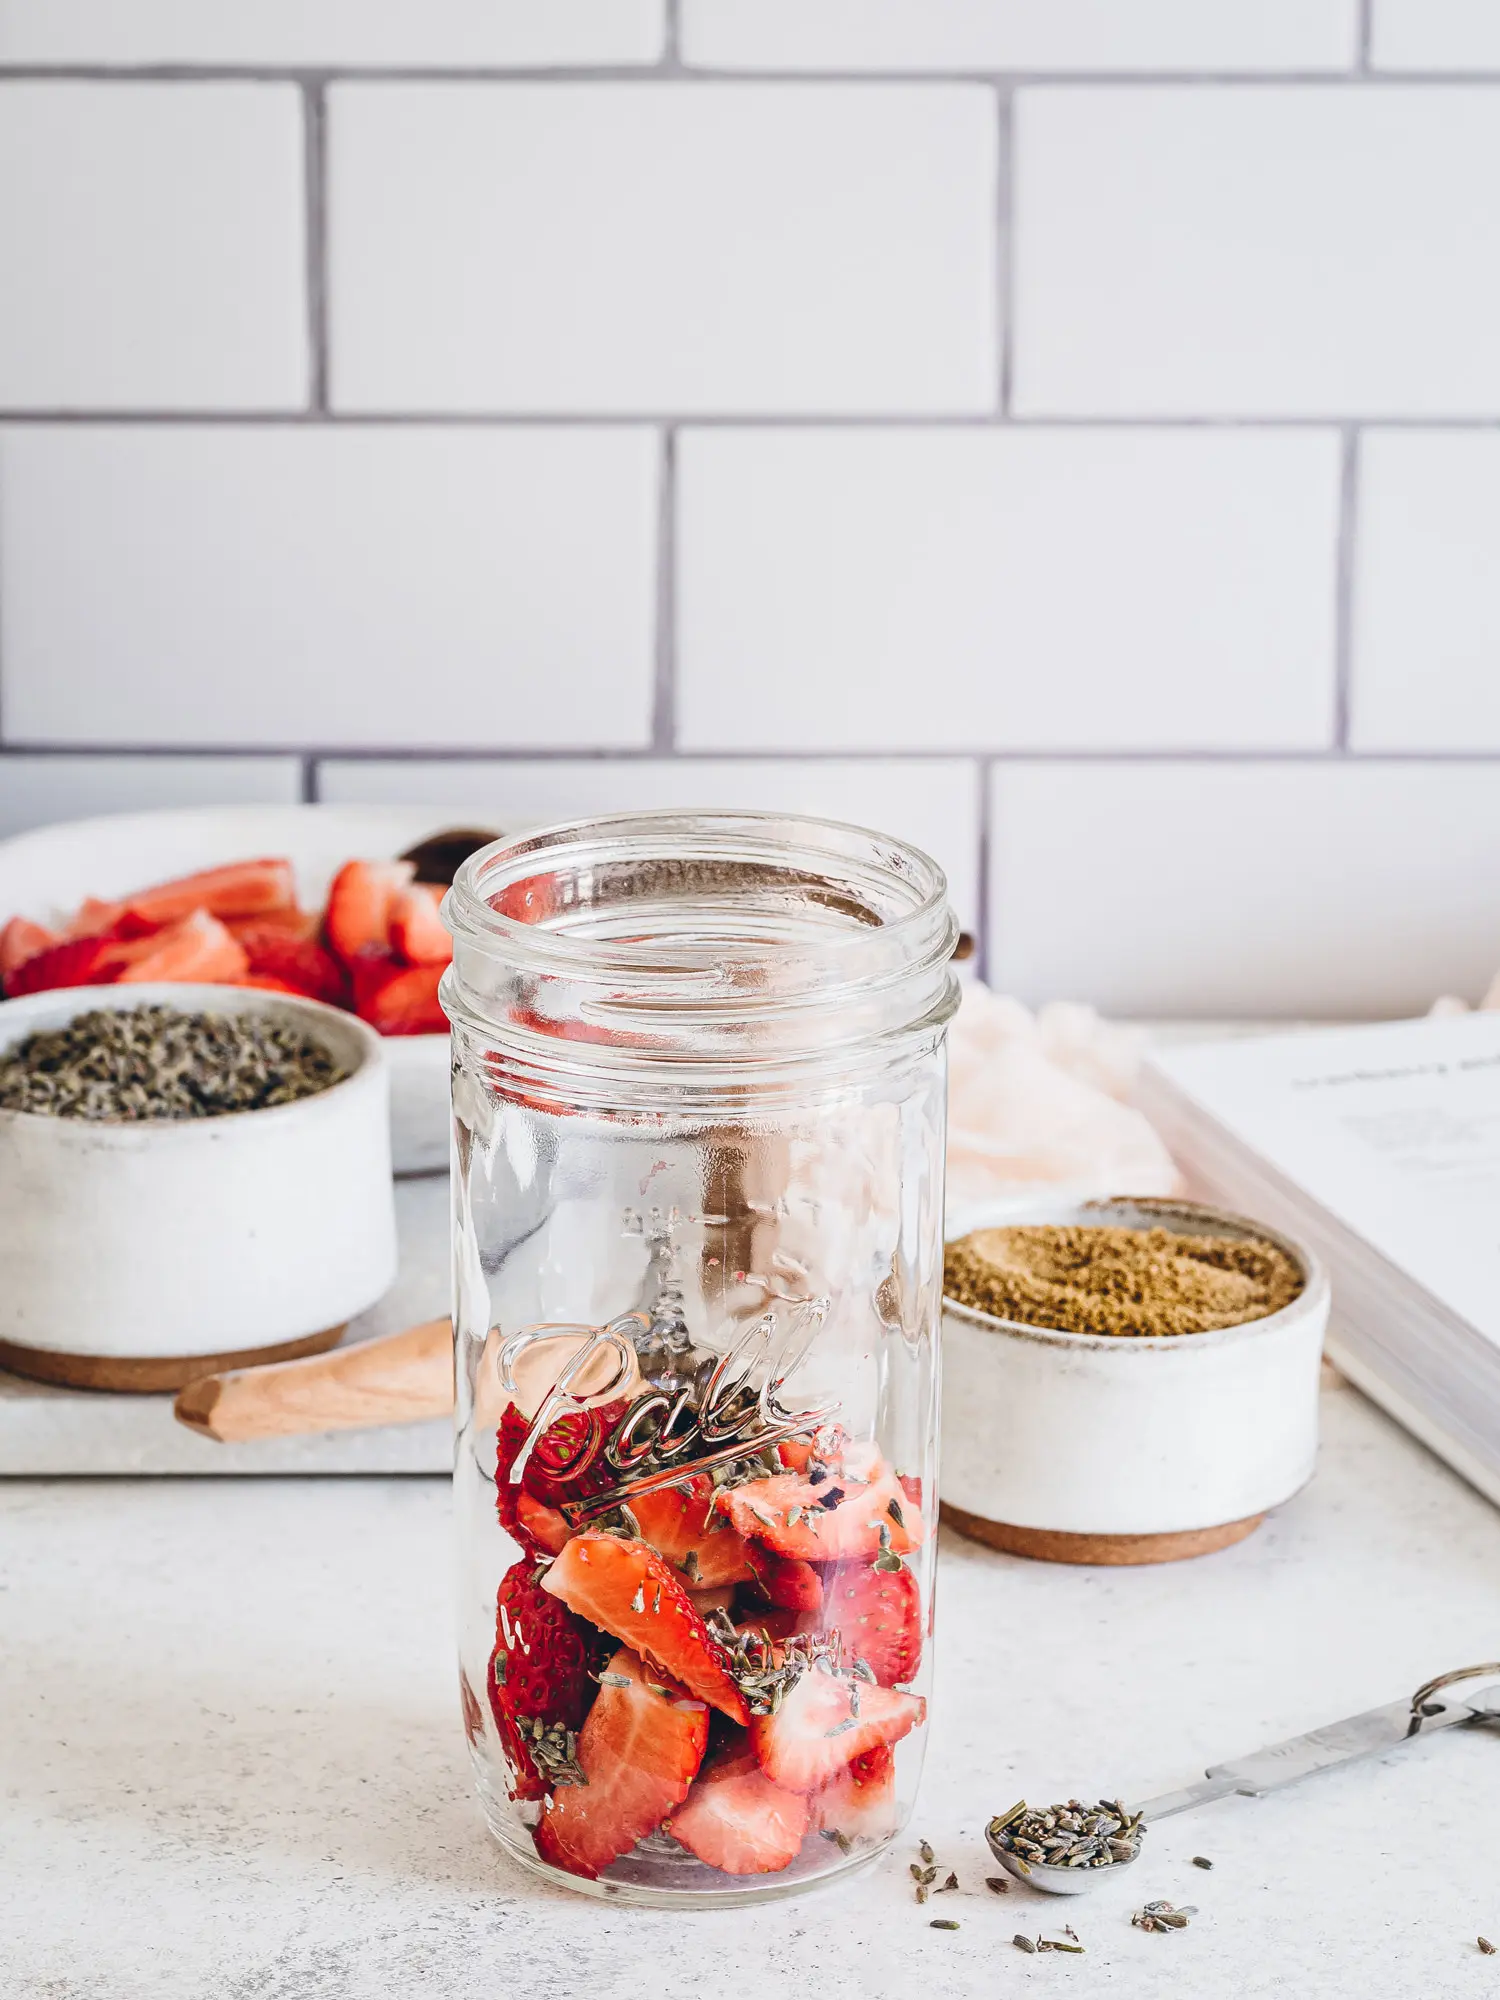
744, 1540, 823, 1612
389, 882, 453, 967
627, 1477, 754, 1590
534, 1647, 709, 1879
515, 1489, 571, 1558
666, 1740, 810, 1876
818, 1559, 921, 1687
115, 910, 250, 986
324, 858, 415, 967
487, 1557, 594, 1803
811, 1745, 898, 1843
0, 917, 56, 982
716, 1462, 922, 1564
541, 1532, 749, 1724
750, 1662, 923, 1794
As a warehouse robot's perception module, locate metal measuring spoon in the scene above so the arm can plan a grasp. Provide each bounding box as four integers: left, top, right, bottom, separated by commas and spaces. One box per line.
987, 1660, 1500, 1897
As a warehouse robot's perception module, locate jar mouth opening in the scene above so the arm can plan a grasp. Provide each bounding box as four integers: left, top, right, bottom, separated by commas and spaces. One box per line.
445, 809, 955, 983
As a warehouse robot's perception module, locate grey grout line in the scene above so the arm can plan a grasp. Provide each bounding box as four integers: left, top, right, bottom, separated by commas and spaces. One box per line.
299, 755, 318, 803
1357, 0, 1375, 72
663, 0, 683, 69
9, 410, 1500, 431
974, 757, 994, 984
1333, 427, 1361, 751
7, 744, 1500, 765
2, 63, 1498, 84
995, 88, 1015, 416
651, 428, 678, 752
301, 82, 330, 414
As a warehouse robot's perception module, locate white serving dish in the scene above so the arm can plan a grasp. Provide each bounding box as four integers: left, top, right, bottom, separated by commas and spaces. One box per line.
940, 1195, 1329, 1564
0, 804, 490, 1173
0, 982, 398, 1389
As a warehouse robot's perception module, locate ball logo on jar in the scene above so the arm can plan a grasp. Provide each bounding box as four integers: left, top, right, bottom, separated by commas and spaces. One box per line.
500, 1300, 838, 1523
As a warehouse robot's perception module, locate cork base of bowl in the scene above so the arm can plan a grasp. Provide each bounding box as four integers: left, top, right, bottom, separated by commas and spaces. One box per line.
0, 1324, 348, 1394
940, 1500, 1265, 1566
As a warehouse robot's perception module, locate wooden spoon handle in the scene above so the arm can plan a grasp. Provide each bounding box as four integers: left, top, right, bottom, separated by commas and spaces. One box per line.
174, 1317, 453, 1442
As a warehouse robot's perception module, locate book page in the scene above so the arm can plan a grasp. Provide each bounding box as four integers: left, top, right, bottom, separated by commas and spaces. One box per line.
1146, 1015, 1500, 1340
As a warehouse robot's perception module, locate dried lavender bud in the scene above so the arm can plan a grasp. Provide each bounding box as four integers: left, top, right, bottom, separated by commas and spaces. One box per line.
929, 1920, 960, 1932
1012, 1935, 1037, 1954
1480, 1938, 1497, 1956
0, 1004, 345, 1121
985, 1877, 1009, 1895
1192, 1856, 1214, 1871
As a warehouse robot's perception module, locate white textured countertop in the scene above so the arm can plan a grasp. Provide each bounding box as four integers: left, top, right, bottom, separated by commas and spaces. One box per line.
5, 1380, 1500, 2000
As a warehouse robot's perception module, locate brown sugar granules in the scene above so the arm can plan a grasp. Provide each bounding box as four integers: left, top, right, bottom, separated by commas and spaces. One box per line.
944, 1224, 1303, 1339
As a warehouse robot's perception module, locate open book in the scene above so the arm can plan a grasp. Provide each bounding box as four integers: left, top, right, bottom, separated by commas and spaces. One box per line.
1138, 1014, 1500, 1510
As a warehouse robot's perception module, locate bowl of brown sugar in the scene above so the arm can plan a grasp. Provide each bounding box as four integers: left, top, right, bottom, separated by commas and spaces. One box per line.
939, 1196, 1328, 1565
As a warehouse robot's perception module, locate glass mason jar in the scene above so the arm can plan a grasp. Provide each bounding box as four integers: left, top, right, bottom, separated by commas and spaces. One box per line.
444, 811, 959, 1907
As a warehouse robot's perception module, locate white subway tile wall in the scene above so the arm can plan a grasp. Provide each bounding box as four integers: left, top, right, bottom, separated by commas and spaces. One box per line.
1351, 433, 1500, 752
1371, 2, 1500, 72
0, 1, 666, 66
327, 83, 996, 415
0, 757, 302, 842
0, 10, 1494, 1014
0, 427, 659, 750
682, 0, 1359, 73
1012, 87, 1500, 418
0, 83, 306, 410
677, 429, 1341, 750
318, 759, 983, 928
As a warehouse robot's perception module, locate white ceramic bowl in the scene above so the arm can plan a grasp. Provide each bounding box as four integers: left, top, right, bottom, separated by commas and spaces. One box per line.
0, 803, 493, 1173
940, 1195, 1329, 1564
0, 982, 398, 1390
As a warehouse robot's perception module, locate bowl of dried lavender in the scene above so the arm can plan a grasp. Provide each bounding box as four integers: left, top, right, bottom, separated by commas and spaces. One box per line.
939, 1195, 1328, 1564
0, 984, 397, 1391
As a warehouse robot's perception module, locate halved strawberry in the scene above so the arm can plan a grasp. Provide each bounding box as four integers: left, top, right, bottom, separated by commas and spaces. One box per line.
0, 916, 56, 982
818, 1560, 921, 1687
5, 933, 128, 997
716, 1459, 923, 1564
389, 882, 452, 967
115, 910, 249, 986
666, 1740, 810, 1875
324, 858, 414, 967
744, 1540, 823, 1612
750, 1663, 923, 1794
688, 1584, 739, 1618
66, 896, 123, 940
120, 858, 297, 929
535, 1647, 709, 1878
351, 955, 446, 1036
541, 1533, 749, 1724
811, 1745, 897, 1843
628, 1477, 754, 1590
487, 1557, 594, 1803
778, 1424, 848, 1475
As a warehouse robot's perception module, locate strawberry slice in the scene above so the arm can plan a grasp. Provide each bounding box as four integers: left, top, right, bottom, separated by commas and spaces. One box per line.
233, 919, 349, 1007
114, 910, 249, 986
5, 933, 129, 997
818, 1560, 921, 1687
628, 1477, 754, 1590
389, 882, 453, 967
488, 1557, 593, 1803
324, 858, 415, 967
0, 916, 56, 982
120, 858, 297, 929
744, 1540, 823, 1612
666, 1740, 810, 1875
811, 1745, 897, 1843
751, 1662, 923, 1794
350, 955, 446, 1036
778, 1424, 848, 1475
534, 1647, 709, 1878
515, 1489, 571, 1558
66, 896, 123, 940
717, 1459, 923, 1564
541, 1532, 749, 1724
